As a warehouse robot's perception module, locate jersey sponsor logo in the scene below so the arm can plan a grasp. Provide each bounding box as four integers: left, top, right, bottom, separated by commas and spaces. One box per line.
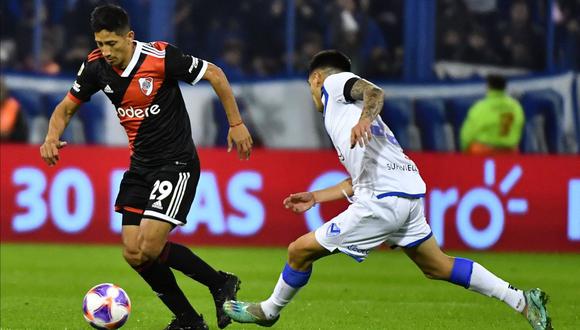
72, 80, 81, 92
103, 85, 114, 93
138, 77, 154, 96
346, 244, 369, 255
386, 163, 419, 172
116, 104, 161, 118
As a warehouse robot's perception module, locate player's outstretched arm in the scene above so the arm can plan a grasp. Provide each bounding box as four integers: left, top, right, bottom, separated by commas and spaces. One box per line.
40, 96, 79, 166
203, 62, 253, 160
349, 79, 384, 149
283, 178, 353, 213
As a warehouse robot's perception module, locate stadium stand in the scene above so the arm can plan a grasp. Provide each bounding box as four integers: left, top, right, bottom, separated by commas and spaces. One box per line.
44, 93, 104, 144
9, 89, 45, 143
211, 97, 261, 148
445, 95, 481, 151
380, 98, 421, 151
414, 98, 455, 152
519, 89, 565, 153
44, 93, 81, 144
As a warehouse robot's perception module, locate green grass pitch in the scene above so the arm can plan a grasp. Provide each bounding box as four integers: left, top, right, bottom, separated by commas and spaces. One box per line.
1, 244, 579, 329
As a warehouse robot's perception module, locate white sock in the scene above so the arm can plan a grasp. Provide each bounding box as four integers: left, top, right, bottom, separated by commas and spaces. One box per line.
469, 262, 526, 312
260, 274, 300, 319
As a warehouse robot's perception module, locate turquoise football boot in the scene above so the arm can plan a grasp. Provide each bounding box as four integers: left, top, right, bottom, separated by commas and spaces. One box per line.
524, 288, 552, 330
223, 300, 279, 327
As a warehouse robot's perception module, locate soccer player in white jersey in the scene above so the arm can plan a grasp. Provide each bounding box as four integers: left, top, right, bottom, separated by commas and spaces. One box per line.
223, 50, 551, 330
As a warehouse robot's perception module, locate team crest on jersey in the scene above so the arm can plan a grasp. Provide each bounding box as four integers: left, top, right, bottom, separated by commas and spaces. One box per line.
326, 223, 341, 237
138, 77, 154, 96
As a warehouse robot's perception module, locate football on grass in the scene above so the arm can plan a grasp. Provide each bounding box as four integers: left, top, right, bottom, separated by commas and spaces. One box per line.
82, 283, 131, 329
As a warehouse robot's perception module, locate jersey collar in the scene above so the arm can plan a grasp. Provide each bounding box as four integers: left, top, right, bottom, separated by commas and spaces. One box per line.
120, 41, 143, 77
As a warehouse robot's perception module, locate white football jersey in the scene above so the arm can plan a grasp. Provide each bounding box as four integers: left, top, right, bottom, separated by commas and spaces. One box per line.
322, 72, 426, 198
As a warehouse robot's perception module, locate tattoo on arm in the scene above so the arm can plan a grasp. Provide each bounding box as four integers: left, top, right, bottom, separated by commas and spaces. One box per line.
350, 79, 385, 121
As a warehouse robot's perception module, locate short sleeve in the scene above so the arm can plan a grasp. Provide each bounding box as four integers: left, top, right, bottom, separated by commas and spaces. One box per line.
68, 61, 100, 104
323, 72, 361, 104
165, 44, 208, 85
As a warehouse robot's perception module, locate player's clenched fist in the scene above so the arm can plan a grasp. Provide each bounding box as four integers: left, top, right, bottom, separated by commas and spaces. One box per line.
40, 139, 67, 166
283, 192, 316, 213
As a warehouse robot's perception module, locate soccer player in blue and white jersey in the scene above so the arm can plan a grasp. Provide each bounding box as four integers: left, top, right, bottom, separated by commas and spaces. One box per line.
224, 50, 551, 330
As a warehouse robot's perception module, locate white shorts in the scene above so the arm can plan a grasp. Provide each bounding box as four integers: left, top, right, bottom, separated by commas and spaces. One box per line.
314, 196, 432, 262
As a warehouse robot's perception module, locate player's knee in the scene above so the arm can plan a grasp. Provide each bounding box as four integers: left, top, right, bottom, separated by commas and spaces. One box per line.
122, 247, 143, 267
287, 241, 307, 265
138, 239, 163, 261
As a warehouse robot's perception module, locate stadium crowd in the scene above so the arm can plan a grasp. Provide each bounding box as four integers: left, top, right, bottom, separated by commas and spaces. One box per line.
1, 0, 579, 78
0, 0, 578, 154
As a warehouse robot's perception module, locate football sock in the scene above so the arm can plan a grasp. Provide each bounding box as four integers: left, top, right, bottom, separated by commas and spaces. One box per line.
448, 258, 525, 312
134, 259, 201, 322
159, 242, 223, 289
261, 263, 312, 319
468, 262, 526, 312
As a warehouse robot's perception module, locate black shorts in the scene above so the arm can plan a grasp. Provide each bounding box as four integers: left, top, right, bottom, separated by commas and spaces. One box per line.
115, 158, 200, 226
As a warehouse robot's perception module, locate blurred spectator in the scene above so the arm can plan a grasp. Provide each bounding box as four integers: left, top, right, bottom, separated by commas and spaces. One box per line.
62, 0, 106, 40
368, 0, 403, 49
294, 31, 324, 74
295, 0, 325, 39
497, 0, 545, 69
358, 0, 392, 78
436, 0, 470, 61
206, 16, 245, 62
461, 24, 502, 65
327, 0, 362, 70
12, 0, 44, 70
367, 0, 403, 77
0, 1, 18, 67
327, 0, 388, 75
0, 79, 28, 142
173, 0, 205, 56
555, 0, 580, 70
362, 46, 391, 79
463, 0, 497, 14
59, 35, 92, 73
460, 75, 525, 155
463, 0, 499, 25
245, 0, 285, 76
3, 0, 578, 78
214, 38, 246, 81
438, 1, 472, 35
0, 38, 17, 68
437, 27, 466, 61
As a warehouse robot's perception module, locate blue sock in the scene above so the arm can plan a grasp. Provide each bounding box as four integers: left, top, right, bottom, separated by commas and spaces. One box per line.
281, 263, 312, 288
448, 257, 474, 289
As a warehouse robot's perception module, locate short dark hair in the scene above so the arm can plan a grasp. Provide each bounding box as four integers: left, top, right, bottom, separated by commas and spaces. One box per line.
308, 50, 351, 75
486, 74, 507, 90
90, 4, 130, 35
